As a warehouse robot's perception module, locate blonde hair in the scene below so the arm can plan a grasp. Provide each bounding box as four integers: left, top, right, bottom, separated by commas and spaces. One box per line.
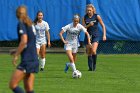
86, 4, 96, 14
16, 5, 32, 26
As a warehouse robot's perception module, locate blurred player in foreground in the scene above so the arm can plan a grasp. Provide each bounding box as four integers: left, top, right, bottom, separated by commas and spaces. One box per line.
9, 5, 39, 93
59, 14, 91, 73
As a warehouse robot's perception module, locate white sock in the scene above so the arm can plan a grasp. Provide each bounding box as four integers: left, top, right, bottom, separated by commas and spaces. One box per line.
70, 62, 76, 71
40, 58, 45, 68
66, 62, 70, 67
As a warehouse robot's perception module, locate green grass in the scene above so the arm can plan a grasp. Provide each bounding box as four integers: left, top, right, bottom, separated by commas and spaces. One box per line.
0, 54, 140, 93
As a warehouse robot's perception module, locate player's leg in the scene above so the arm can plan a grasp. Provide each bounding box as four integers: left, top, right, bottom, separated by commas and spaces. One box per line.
36, 48, 40, 57
64, 50, 72, 73
36, 43, 42, 71
91, 42, 98, 71
40, 44, 46, 71
24, 73, 35, 93
84, 35, 93, 71
64, 44, 70, 72
72, 53, 77, 62
72, 44, 78, 62
9, 69, 25, 93
66, 50, 76, 72
36, 43, 41, 57
86, 44, 93, 71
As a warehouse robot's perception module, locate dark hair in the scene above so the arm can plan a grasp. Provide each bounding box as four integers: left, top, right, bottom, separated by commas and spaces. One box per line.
34, 11, 43, 25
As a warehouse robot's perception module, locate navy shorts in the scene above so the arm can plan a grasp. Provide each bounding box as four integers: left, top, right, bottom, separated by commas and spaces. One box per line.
17, 61, 39, 73
84, 35, 100, 45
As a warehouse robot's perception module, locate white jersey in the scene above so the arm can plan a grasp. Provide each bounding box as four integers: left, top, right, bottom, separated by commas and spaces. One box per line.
62, 23, 87, 43
35, 20, 50, 42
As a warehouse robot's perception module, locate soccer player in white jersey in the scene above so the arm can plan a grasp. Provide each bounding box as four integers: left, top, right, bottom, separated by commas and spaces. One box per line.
34, 11, 51, 71
59, 14, 91, 73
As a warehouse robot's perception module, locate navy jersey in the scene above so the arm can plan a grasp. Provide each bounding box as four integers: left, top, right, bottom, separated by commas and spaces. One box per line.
17, 21, 38, 63
84, 14, 99, 37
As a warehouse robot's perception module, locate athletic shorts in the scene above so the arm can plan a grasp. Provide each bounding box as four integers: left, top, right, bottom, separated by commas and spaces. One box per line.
84, 35, 99, 45
36, 39, 47, 49
64, 43, 79, 53
17, 61, 39, 73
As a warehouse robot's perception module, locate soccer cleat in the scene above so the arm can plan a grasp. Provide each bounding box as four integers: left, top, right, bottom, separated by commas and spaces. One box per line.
64, 63, 69, 73
40, 68, 44, 71
88, 69, 92, 71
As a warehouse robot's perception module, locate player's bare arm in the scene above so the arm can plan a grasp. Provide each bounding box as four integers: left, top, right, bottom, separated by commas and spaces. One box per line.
97, 15, 106, 41
59, 30, 68, 44
46, 30, 51, 47
12, 34, 27, 66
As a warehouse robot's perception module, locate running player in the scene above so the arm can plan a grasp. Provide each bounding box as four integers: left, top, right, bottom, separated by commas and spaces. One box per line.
34, 11, 51, 71
59, 14, 91, 73
83, 4, 106, 71
9, 6, 39, 93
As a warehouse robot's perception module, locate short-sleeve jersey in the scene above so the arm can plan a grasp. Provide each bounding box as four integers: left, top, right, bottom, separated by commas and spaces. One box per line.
84, 14, 99, 37
17, 21, 38, 63
62, 23, 87, 43
35, 20, 50, 42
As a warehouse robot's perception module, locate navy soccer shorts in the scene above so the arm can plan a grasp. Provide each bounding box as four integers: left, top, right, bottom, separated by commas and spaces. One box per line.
17, 61, 39, 73
84, 35, 100, 45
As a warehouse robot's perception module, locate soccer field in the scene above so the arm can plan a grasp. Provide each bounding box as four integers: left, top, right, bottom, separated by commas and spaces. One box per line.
0, 54, 140, 93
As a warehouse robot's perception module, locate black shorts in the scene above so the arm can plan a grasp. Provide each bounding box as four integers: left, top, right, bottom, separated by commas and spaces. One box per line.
84, 35, 99, 45
17, 61, 39, 73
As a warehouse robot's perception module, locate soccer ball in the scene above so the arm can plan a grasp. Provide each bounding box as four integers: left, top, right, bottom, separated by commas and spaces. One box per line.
72, 70, 82, 78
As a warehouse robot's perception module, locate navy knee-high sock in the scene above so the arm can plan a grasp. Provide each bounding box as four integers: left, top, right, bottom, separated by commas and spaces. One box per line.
27, 91, 34, 93
88, 56, 93, 70
92, 55, 97, 71
12, 86, 24, 93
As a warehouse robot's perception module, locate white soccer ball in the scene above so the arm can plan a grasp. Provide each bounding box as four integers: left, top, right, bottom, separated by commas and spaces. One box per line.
72, 70, 82, 78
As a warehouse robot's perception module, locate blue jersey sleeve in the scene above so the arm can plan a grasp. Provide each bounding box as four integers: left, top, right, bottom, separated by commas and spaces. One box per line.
18, 22, 27, 35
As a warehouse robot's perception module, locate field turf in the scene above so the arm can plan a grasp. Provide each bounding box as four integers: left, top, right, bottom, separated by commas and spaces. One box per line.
0, 54, 140, 93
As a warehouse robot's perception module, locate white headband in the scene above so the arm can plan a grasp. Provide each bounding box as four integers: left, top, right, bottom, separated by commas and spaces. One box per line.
73, 15, 80, 19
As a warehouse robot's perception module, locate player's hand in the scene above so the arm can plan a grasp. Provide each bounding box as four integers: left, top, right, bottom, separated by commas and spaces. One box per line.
48, 42, 51, 48
89, 43, 92, 48
89, 22, 94, 26
64, 40, 68, 44
12, 55, 18, 67
103, 36, 106, 41
9, 49, 16, 55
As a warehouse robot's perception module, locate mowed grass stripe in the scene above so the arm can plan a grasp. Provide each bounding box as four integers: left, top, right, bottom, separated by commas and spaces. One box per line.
0, 54, 140, 93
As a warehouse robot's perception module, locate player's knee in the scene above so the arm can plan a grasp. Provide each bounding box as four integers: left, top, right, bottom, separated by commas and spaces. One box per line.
40, 53, 44, 58
9, 81, 17, 89
42, 55, 46, 58
69, 56, 74, 62
70, 59, 74, 62
40, 53, 45, 58
25, 89, 30, 92
92, 50, 96, 55
25, 87, 33, 93
87, 51, 92, 55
